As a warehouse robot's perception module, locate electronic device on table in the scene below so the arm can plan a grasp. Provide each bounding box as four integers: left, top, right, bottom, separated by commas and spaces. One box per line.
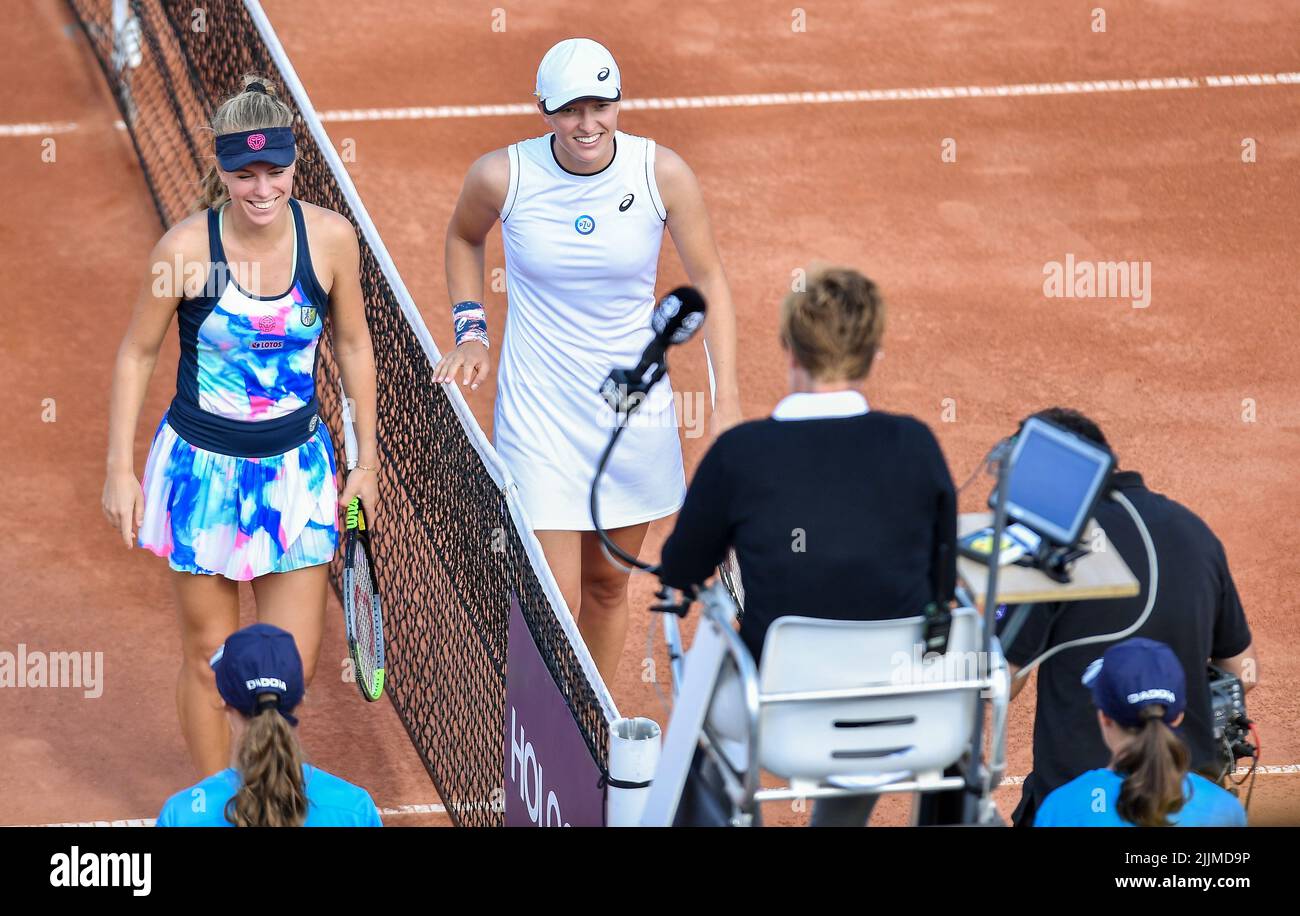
963, 417, 1115, 583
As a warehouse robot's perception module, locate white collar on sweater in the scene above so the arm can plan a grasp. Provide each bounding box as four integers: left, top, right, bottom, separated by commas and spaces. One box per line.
771, 389, 870, 421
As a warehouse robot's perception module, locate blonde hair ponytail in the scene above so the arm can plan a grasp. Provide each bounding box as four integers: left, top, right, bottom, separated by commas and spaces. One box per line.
225, 702, 308, 827
195, 74, 296, 211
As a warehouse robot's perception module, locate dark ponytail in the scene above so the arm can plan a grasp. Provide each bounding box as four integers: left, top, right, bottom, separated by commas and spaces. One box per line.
224, 699, 308, 827
1113, 705, 1190, 827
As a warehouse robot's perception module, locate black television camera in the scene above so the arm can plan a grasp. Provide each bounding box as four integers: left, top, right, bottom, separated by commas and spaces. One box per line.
1207, 665, 1255, 779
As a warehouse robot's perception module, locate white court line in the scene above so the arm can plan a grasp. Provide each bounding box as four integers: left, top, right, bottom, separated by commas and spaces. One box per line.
997, 764, 1300, 786
379, 803, 448, 816
0, 121, 78, 137
11, 766, 1297, 825
7, 70, 1297, 137
314, 70, 1300, 123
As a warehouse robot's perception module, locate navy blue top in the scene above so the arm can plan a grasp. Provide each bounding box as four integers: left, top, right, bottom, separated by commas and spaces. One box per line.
167, 198, 331, 458
659, 411, 957, 662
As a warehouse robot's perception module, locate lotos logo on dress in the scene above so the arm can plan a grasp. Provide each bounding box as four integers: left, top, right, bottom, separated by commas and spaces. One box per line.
597, 68, 610, 81
574, 215, 596, 235
300, 305, 318, 327
619, 193, 634, 212
247, 133, 267, 151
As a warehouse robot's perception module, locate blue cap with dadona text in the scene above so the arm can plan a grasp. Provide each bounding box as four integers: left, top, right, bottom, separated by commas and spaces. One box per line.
1081, 637, 1186, 729
209, 623, 304, 726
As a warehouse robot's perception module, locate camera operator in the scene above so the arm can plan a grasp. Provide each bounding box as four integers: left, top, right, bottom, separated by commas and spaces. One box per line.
658, 266, 957, 827
1000, 408, 1257, 826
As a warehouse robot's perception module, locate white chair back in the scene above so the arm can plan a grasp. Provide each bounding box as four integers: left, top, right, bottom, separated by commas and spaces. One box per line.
755, 609, 981, 780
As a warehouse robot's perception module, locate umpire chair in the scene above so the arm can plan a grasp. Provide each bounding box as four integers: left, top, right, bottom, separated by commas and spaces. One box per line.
640, 584, 1009, 826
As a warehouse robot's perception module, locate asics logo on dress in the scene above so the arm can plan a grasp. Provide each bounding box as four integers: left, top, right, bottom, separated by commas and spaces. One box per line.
574, 215, 596, 235
619, 193, 634, 211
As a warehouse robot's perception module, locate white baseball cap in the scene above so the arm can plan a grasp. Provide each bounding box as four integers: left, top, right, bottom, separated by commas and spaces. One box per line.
535, 38, 621, 115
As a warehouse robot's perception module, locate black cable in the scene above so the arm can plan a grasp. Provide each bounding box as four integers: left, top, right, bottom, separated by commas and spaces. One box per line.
590, 420, 654, 572
956, 447, 995, 496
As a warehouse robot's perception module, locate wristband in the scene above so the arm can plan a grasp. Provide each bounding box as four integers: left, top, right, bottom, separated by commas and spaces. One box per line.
453, 300, 489, 349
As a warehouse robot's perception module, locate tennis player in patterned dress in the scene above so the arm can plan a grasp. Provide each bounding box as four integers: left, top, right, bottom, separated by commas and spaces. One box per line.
436, 39, 741, 679
102, 76, 378, 777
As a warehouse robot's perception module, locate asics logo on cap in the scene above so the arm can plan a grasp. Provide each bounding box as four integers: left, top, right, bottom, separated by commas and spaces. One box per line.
597, 67, 610, 80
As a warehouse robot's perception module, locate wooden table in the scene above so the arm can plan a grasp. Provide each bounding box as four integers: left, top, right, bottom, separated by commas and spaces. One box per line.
957, 513, 1140, 608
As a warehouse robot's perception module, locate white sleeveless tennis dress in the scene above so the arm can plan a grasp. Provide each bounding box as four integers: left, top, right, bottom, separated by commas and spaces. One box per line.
496, 130, 686, 530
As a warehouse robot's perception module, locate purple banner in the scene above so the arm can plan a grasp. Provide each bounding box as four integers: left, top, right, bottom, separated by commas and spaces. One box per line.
504, 592, 606, 827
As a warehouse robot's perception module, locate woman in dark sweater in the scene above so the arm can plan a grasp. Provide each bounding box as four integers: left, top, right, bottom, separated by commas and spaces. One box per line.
657, 265, 957, 826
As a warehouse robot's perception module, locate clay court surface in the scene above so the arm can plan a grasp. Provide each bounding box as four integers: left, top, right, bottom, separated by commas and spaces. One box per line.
2, 1, 1298, 826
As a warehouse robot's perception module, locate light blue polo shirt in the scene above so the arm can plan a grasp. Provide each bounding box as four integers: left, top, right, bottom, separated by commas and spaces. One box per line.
157, 764, 383, 827
1035, 768, 1246, 827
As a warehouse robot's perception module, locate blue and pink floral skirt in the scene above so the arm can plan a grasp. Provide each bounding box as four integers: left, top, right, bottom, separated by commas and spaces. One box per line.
138, 413, 339, 580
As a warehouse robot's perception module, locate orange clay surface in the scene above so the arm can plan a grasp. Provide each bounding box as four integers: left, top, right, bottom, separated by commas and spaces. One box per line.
1, 0, 1296, 826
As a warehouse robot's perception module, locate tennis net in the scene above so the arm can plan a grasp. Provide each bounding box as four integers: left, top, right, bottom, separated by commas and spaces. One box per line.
69, 0, 619, 826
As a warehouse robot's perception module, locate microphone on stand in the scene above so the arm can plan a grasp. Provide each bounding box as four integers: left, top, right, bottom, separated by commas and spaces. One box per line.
599, 286, 707, 417
590, 286, 707, 569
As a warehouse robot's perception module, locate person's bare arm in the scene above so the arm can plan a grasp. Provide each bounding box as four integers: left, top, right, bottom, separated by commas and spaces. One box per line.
102, 218, 203, 546
316, 208, 379, 515
435, 148, 510, 389
1213, 643, 1258, 692
656, 145, 740, 437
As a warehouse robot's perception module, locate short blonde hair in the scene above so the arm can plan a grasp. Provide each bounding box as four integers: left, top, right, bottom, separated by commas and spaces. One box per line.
780, 266, 885, 381
196, 74, 296, 211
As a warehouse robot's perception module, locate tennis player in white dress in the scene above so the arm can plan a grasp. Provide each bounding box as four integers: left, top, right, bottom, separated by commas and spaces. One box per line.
436, 38, 740, 678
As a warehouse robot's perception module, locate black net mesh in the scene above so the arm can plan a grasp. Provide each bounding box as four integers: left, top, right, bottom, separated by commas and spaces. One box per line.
68, 0, 611, 826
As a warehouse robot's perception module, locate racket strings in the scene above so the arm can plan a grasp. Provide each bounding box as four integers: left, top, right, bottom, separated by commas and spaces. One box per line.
344, 514, 384, 699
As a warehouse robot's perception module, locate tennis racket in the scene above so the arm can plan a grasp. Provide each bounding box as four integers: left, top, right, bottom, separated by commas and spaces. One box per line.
343, 497, 384, 700
340, 382, 384, 701
719, 548, 745, 614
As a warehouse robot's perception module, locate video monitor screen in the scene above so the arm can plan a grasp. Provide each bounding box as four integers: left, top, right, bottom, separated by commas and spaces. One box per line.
995, 418, 1114, 545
